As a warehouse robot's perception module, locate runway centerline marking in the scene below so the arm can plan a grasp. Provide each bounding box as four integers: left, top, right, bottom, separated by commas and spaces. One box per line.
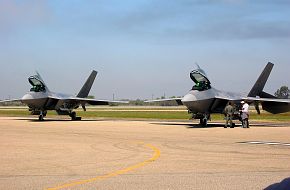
238, 141, 290, 147
46, 142, 160, 190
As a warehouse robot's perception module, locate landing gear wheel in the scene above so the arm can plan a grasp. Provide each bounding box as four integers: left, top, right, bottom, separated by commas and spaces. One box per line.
199, 118, 203, 126
70, 112, 77, 121
39, 114, 44, 121
70, 112, 81, 121
200, 118, 208, 127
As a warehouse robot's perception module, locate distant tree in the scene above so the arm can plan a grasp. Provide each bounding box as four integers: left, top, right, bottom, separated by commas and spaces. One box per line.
109, 102, 118, 106
133, 99, 145, 106
87, 95, 95, 99
274, 86, 290, 98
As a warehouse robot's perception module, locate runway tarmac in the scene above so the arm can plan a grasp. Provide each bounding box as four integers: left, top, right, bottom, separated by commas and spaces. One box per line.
0, 117, 289, 190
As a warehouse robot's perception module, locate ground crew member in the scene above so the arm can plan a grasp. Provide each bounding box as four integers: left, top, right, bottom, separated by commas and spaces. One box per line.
224, 102, 234, 128
240, 101, 249, 128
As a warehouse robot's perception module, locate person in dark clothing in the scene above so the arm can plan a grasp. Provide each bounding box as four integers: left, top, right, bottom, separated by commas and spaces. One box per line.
224, 102, 234, 128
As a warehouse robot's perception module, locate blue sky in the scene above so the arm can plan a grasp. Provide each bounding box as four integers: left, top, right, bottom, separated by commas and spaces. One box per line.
0, 0, 289, 100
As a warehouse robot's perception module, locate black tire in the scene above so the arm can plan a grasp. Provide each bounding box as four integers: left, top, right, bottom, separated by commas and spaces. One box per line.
70, 112, 77, 120
199, 118, 203, 125
39, 115, 44, 121
201, 118, 207, 127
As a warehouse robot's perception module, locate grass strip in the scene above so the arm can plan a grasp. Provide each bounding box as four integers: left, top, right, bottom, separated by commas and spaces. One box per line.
0, 109, 289, 121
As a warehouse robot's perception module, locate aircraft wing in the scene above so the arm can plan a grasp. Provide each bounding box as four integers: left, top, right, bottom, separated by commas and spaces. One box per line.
0, 99, 22, 103
144, 98, 183, 105
45, 95, 128, 105
66, 97, 129, 105
207, 96, 240, 113
213, 96, 242, 101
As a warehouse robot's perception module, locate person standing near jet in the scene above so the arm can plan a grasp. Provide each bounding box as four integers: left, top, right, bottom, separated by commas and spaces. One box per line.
240, 101, 249, 128
224, 102, 234, 128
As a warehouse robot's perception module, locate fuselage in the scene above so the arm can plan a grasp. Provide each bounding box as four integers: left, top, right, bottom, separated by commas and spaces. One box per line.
21, 91, 79, 113
181, 88, 244, 114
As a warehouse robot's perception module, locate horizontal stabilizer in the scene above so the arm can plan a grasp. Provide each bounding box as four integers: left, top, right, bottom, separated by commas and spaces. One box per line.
144, 98, 183, 105
246, 96, 290, 114
246, 97, 290, 103
47, 96, 129, 106
262, 101, 290, 114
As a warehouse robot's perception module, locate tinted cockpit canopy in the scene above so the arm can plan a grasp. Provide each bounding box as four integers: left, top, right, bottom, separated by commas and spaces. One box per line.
190, 69, 211, 91
28, 75, 46, 92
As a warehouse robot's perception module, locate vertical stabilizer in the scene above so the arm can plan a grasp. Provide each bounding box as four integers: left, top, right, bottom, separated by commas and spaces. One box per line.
77, 70, 98, 98
248, 62, 274, 97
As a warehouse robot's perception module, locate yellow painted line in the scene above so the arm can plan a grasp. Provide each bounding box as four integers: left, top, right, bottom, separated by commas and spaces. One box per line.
46, 142, 160, 190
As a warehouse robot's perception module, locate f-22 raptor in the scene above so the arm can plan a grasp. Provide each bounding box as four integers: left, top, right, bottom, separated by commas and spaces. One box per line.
0, 71, 127, 121
146, 62, 290, 126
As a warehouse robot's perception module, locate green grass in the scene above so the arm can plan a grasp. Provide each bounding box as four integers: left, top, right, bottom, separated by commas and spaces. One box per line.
0, 110, 32, 116
77, 111, 189, 119
0, 108, 289, 121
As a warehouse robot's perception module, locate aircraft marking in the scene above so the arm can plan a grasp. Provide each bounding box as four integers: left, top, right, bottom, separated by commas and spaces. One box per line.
46, 142, 161, 190
238, 141, 290, 147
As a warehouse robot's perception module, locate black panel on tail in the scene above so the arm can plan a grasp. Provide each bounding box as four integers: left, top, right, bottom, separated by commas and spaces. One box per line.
248, 62, 274, 97
77, 70, 98, 98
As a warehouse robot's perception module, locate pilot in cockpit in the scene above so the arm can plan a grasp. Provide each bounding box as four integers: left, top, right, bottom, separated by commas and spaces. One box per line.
192, 81, 211, 91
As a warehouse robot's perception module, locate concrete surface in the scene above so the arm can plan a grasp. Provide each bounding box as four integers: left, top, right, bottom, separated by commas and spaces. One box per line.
0, 117, 289, 190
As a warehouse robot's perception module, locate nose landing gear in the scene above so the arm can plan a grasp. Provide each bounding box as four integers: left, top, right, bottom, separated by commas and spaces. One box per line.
199, 113, 210, 127
200, 118, 207, 127
191, 112, 211, 127
38, 111, 47, 121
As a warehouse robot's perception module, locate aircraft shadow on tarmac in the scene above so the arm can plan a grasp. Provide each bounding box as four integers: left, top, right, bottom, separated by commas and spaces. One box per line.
150, 122, 290, 128
264, 177, 290, 190
150, 122, 230, 128
15, 118, 107, 122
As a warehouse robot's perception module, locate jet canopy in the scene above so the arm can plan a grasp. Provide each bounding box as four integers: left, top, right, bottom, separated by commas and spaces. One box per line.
28, 75, 46, 92
190, 69, 211, 91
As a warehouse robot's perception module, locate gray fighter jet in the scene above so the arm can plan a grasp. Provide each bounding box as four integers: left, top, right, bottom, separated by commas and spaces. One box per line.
0, 70, 128, 121
145, 62, 290, 126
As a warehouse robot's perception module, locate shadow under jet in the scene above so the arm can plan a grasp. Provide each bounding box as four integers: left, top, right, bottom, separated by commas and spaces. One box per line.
14, 118, 107, 122
264, 177, 290, 190
150, 122, 230, 128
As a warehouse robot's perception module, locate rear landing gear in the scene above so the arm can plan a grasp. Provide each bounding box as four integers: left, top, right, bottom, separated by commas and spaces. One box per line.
200, 118, 208, 127
224, 123, 235, 128
69, 112, 81, 121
